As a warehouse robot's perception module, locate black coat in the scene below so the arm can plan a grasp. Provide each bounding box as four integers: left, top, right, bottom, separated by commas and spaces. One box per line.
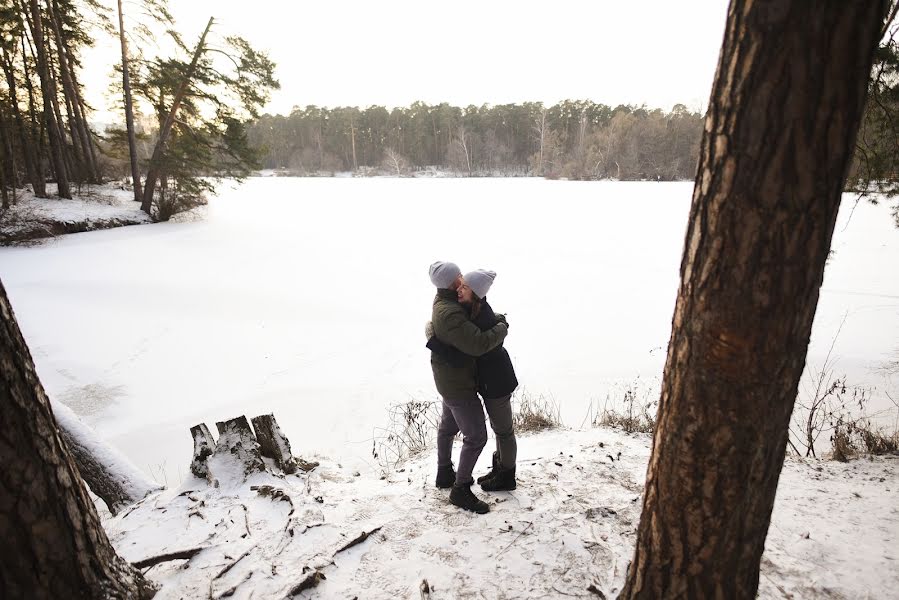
427, 298, 518, 399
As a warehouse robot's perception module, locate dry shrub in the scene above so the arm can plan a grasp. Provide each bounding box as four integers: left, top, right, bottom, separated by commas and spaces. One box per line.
591, 380, 658, 434
513, 391, 562, 433
830, 417, 899, 461
372, 399, 441, 474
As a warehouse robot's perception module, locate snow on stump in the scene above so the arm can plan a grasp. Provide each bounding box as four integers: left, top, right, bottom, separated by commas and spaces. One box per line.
51, 399, 162, 515
251, 413, 297, 474
189, 423, 215, 480
206, 416, 266, 485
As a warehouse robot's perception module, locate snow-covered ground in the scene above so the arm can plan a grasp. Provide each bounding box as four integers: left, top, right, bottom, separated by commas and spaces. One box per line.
0, 178, 896, 486
105, 426, 899, 599
0, 183, 150, 243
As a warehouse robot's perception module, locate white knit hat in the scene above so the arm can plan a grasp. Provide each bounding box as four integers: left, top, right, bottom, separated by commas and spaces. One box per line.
464, 269, 496, 299
429, 261, 461, 288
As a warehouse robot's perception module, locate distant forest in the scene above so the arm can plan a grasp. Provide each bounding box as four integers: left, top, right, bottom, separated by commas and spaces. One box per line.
246, 101, 705, 180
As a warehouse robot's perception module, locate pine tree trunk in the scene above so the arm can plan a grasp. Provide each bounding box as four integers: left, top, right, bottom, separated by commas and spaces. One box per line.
49, 0, 98, 183
117, 0, 142, 201
141, 17, 214, 215
0, 278, 156, 598
1, 38, 45, 197
618, 2, 886, 598
26, 0, 70, 198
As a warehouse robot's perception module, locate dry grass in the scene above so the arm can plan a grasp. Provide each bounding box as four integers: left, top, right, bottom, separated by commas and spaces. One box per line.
512, 391, 562, 433
588, 380, 658, 434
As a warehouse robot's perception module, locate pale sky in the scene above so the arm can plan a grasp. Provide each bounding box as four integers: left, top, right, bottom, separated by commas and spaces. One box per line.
82, 0, 730, 122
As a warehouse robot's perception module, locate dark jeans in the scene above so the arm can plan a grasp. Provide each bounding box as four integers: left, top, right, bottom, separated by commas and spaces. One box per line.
484, 393, 517, 469
436, 393, 487, 486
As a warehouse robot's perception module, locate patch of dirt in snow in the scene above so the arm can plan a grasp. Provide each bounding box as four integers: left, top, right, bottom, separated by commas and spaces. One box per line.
105, 428, 899, 599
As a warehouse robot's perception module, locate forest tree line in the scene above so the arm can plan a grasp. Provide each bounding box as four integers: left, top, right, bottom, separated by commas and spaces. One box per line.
247, 101, 706, 180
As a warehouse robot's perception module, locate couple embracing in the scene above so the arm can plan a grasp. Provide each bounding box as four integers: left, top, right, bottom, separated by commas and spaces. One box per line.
426, 261, 519, 515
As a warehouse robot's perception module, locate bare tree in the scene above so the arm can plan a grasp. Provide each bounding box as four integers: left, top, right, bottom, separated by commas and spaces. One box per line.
448, 124, 472, 176
532, 107, 548, 175
382, 147, 409, 176
619, 1, 886, 597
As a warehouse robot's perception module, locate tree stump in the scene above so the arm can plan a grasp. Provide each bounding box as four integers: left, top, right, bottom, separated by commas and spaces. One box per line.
189, 423, 215, 480
213, 416, 266, 478
251, 413, 297, 474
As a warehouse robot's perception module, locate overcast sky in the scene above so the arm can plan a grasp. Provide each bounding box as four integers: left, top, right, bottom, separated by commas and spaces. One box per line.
82, 0, 730, 121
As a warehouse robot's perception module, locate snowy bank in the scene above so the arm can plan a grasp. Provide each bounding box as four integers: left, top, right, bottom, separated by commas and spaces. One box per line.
103, 426, 899, 599
0, 184, 150, 244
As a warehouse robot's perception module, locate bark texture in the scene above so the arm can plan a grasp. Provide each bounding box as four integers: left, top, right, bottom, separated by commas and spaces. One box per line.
189, 423, 214, 480
0, 279, 156, 599
619, 1, 886, 598
251, 413, 297, 474
52, 400, 162, 516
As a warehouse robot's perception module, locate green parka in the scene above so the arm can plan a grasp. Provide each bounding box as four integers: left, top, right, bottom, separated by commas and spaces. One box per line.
430, 289, 508, 398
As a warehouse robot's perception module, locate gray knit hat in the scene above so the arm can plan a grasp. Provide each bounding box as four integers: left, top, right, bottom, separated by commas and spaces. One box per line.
429, 261, 462, 288
464, 269, 496, 299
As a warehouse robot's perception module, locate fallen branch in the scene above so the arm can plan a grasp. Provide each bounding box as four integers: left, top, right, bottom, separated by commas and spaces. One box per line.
284, 570, 326, 598
133, 546, 206, 569
217, 570, 253, 599
214, 548, 252, 581
335, 526, 383, 554
494, 521, 533, 558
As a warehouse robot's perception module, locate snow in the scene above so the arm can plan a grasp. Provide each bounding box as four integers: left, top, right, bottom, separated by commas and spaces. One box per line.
0, 178, 895, 595
104, 426, 899, 599
0, 183, 150, 240
0, 178, 896, 486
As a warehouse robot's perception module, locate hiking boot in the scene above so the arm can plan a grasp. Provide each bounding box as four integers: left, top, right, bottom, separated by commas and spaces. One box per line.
476, 452, 500, 485
450, 483, 490, 514
435, 464, 456, 489
480, 467, 517, 492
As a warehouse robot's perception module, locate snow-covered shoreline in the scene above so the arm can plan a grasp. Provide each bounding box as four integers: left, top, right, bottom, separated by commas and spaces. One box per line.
103, 426, 899, 599
0, 184, 150, 245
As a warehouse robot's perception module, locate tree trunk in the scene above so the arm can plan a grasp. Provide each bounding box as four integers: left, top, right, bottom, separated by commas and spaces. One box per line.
48, 46, 82, 182
251, 413, 298, 474
1, 36, 45, 197
26, 0, 70, 198
48, 0, 98, 183
118, 0, 142, 202
52, 399, 163, 515
0, 278, 156, 598
189, 423, 215, 480
141, 17, 214, 215
619, 2, 885, 598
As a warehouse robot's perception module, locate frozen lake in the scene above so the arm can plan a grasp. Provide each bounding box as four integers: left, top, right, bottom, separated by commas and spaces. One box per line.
1, 178, 897, 484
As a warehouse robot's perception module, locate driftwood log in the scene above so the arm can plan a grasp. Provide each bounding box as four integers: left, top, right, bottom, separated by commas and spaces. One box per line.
52, 399, 162, 515
251, 414, 297, 474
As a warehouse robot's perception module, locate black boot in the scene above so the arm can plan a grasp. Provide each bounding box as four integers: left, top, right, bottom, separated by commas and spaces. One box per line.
450, 483, 490, 514
476, 451, 500, 485
435, 464, 456, 489
480, 466, 516, 492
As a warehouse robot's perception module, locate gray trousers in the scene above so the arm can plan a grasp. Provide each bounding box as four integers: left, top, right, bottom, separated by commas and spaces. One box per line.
484, 393, 517, 469
437, 393, 487, 486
